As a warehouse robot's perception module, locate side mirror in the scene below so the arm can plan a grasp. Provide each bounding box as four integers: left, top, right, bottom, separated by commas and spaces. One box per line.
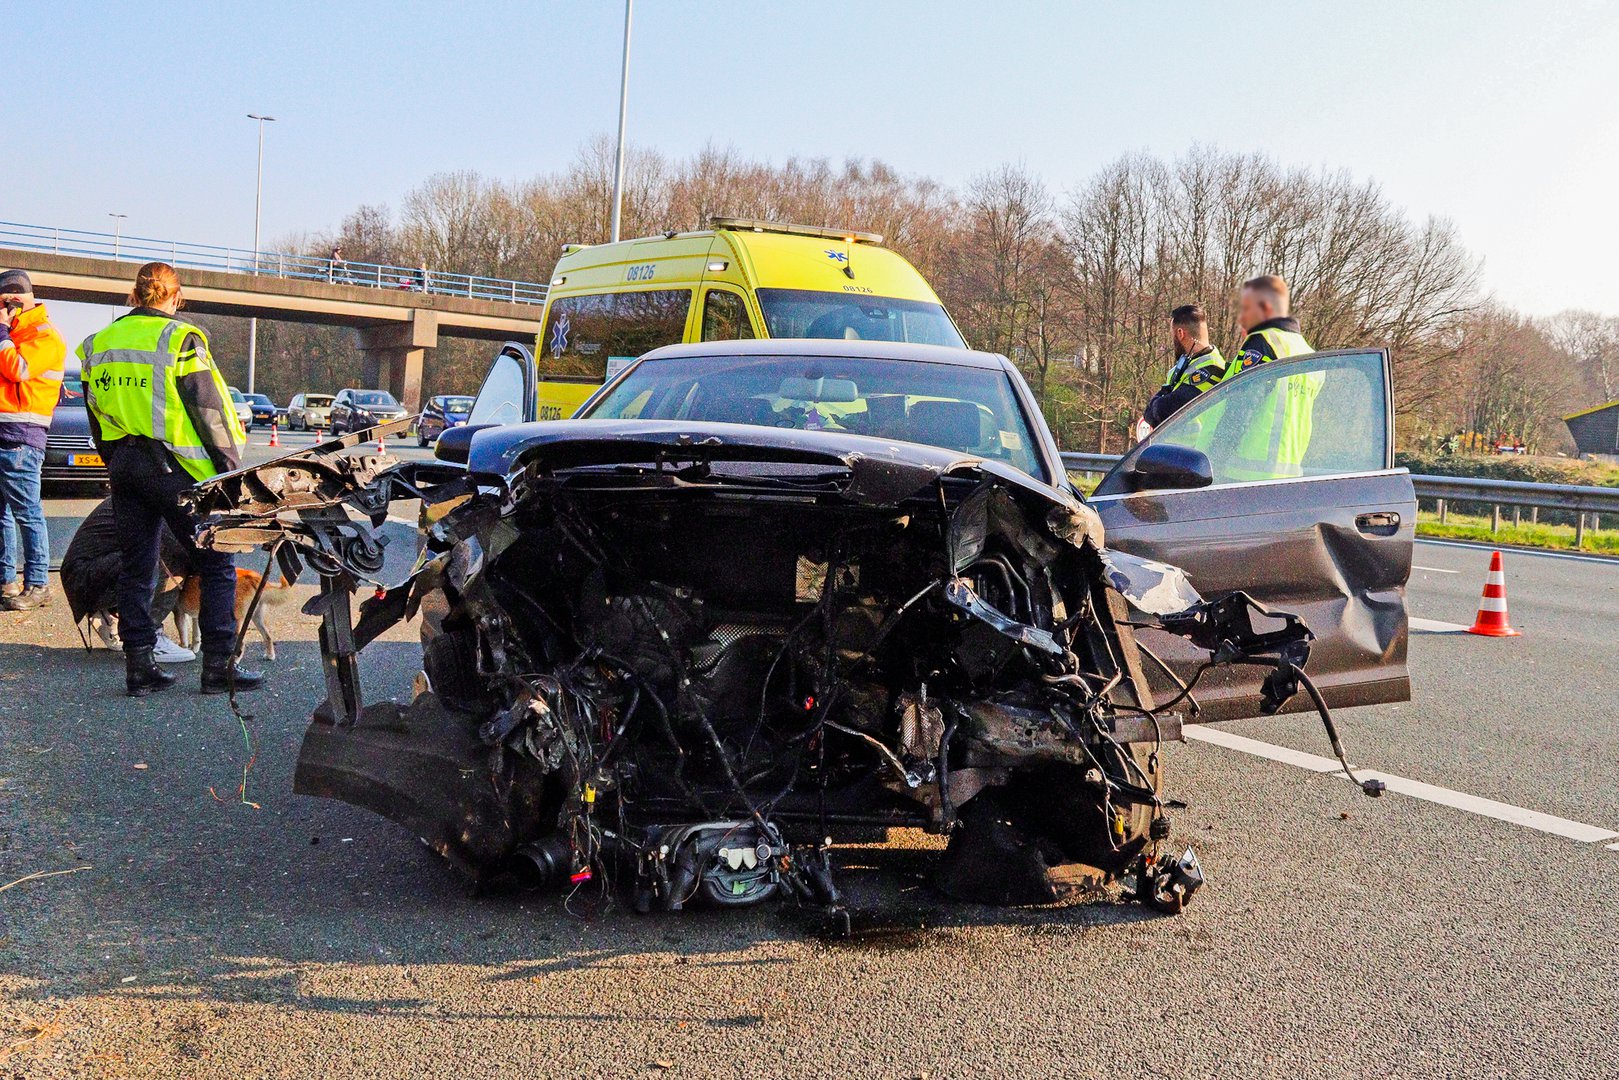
1128, 443, 1213, 492
434, 423, 491, 465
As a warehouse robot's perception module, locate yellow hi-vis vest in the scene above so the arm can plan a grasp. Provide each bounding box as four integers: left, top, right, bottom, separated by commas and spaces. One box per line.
77, 315, 247, 482
1225, 325, 1321, 480
1164, 345, 1227, 394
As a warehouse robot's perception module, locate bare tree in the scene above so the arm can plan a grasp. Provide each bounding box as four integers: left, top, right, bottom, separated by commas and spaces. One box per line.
1546, 310, 1619, 403
228, 140, 1619, 453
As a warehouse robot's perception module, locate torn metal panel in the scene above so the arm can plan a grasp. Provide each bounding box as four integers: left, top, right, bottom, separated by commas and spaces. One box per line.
1100, 549, 1203, 616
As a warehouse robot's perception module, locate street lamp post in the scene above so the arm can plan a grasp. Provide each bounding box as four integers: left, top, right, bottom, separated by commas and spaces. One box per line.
609, 0, 633, 243
246, 113, 276, 395
108, 213, 127, 259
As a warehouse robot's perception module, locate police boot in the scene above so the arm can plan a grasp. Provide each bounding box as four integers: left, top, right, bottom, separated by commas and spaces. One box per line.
126, 646, 177, 697
200, 653, 265, 695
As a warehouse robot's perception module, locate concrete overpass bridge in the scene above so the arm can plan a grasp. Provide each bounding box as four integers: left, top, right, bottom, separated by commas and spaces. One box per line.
0, 221, 547, 410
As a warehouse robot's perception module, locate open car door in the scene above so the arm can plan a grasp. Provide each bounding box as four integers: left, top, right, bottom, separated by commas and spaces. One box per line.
1089, 348, 1414, 722
467, 343, 536, 427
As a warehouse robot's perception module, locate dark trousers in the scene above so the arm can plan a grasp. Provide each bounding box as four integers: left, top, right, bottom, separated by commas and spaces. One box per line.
110, 468, 236, 655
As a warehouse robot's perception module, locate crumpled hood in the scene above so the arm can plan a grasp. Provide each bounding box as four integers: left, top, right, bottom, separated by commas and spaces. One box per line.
468, 419, 1092, 521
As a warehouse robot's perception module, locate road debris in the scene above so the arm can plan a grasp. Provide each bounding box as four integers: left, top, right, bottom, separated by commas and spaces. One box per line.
0, 1010, 67, 1065
0, 864, 93, 894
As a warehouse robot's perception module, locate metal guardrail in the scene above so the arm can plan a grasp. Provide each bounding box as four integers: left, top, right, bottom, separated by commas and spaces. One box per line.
0, 220, 550, 306
1061, 452, 1123, 473
1059, 451, 1619, 545
1060, 451, 1619, 512
1408, 474, 1619, 516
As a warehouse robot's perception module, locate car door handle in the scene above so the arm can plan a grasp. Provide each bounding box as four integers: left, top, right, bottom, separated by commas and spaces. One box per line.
1355, 511, 1401, 534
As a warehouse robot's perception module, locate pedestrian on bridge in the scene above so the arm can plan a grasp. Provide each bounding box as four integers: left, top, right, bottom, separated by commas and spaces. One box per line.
0, 269, 67, 612
329, 245, 347, 284
78, 261, 262, 696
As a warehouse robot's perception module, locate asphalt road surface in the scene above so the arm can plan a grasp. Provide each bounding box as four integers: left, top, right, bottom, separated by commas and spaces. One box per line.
2, 463, 1615, 1079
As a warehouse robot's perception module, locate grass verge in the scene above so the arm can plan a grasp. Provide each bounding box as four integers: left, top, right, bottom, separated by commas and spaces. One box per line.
1417, 511, 1619, 555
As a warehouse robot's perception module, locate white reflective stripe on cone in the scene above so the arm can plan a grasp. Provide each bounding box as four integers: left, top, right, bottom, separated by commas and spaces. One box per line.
1478, 597, 1508, 612
1487, 571, 1507, 585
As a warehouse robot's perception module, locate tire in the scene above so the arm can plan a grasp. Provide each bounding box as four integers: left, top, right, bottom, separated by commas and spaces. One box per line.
999, 746, 1162, 875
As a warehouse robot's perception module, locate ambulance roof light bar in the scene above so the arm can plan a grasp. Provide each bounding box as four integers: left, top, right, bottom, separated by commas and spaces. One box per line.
708, 217, 885, 246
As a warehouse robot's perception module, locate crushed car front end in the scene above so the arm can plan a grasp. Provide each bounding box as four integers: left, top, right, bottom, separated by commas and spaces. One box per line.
189, 416, 1364, 925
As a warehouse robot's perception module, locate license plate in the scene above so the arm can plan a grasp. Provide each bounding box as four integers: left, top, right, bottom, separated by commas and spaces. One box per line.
72, 453, 104, 467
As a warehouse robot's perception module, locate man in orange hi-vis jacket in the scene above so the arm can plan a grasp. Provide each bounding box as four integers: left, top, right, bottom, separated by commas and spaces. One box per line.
0, 269, 67, 611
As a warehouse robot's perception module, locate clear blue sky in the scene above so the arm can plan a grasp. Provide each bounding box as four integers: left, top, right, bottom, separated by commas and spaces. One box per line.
19, 0, 1619, 348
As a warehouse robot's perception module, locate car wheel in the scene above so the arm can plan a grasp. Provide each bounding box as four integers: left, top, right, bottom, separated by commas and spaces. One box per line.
417, 430, 428, 448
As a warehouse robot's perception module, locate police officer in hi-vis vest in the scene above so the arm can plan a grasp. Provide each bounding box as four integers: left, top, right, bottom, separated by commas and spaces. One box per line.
78, 262, 264, 696
1221, 274, 1322, 480
1137, 303, 1227, 437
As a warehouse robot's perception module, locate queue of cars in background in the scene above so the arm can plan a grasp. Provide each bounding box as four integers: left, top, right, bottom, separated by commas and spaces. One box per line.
414, 395, 473, 446
38, 371, 467, 493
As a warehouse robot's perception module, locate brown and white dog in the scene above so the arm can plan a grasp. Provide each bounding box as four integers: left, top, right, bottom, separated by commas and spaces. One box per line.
175, 568, 294, 661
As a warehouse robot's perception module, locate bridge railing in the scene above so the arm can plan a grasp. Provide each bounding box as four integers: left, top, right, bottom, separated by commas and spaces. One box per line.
0, 221, 549, 306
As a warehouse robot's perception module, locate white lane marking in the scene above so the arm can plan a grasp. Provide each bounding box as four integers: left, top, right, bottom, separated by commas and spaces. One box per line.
1417, 537, 1619, 567
1185, 725, 1343, 772
1410, 617, 1470, 633
1412, 565, 1458, 574
1353, 770, 1619, 844
1185, 726, 1619, 845
1608, 842, 1619, 852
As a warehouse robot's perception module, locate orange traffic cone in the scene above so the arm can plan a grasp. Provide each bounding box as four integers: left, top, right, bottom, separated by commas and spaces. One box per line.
268, 420, 280, 448
1467, 551, 1521, 637
376, 432, 386, 453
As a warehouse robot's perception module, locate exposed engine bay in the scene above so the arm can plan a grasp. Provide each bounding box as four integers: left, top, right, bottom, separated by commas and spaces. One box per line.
190, 421, 1379, 929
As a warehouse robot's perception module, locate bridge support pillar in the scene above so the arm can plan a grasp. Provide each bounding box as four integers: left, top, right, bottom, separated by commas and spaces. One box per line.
356, 310, 439, 412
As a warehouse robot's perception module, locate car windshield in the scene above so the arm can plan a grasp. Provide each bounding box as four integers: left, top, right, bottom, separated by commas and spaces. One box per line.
443, 397, 473, 414
353, 391, 399, 406
304, 395, 333, 407
59, 378, 83, 404
229, 390, 246, 403
585, 353, 1044, 480
755, 289, 965, 348
248, 394, 273, 407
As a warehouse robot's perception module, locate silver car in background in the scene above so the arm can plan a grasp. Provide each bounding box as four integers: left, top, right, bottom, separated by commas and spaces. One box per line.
287, 393, 335, 431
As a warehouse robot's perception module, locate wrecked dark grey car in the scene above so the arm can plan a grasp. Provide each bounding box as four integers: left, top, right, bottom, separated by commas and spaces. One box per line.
190, 340, 1413, 927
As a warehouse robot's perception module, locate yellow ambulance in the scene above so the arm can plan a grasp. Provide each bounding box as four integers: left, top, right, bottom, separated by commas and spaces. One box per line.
522, 218, 965, 421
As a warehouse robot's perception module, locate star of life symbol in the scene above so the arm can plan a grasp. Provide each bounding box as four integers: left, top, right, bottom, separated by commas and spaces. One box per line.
824, 249, 849, 263
549, 312, 571, 359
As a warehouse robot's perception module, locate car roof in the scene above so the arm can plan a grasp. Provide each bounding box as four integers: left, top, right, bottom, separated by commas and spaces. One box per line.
638, 338, 1012, 370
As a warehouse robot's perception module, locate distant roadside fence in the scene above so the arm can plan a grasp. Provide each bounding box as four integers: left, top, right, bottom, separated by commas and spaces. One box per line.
1060, 452, 1619, 547
0, 220, 549, 305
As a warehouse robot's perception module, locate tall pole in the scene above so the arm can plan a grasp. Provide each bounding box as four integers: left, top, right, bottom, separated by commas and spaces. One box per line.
108, 213, 127, 259
609, 0, 633, 243
246, 114, 276, 394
